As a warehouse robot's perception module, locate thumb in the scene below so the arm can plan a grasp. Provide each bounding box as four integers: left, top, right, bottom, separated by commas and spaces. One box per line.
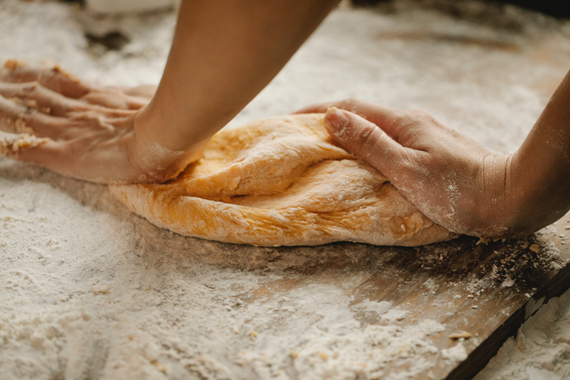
324, 107, 403, 176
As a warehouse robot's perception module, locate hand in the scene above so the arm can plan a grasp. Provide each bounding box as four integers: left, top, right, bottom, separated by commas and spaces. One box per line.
297, 99, 516, 238
0, 61, 198, 184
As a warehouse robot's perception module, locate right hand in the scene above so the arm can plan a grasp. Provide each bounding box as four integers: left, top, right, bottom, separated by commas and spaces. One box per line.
297, 99, 516, 238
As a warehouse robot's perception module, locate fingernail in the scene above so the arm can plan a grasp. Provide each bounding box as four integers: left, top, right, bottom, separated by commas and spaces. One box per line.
324, 107, 349, 138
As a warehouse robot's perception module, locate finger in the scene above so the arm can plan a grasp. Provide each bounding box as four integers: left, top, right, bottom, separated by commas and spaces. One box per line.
0, 82, 96, 116
0, 130, 52, 158
123, 94, 152, 110
79, 90, 141, 110
297, 99, 407, 140
0, 85, 136, 127
324, 107, 405, 177
0, 96, 76, 139
1, 61, 90, 99
0, 131, 73, 177
296, 99, 397, 117
117, 85, 156, 110
121, 85, 157, 100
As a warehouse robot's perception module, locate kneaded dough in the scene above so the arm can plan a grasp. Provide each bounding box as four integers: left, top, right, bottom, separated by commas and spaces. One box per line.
110, 114, 455, 247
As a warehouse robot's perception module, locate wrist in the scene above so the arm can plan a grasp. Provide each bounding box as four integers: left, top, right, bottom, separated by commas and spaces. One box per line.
444, 153, 521, 238
475, 151, 568, 239
129, 107, 205, 183
457, 153, 515, 238
500, 149, 570, 237
475, 154, 519, 238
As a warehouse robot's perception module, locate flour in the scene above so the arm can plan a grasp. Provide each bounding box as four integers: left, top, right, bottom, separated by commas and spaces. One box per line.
441, 342, 468, 364
475, 292, 570, 380
2, 0, 570, 379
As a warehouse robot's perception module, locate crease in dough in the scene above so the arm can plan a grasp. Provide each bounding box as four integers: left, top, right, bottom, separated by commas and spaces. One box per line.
110, 114, 456, 247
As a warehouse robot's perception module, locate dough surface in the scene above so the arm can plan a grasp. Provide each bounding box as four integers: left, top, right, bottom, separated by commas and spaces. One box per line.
110, 114, 455, 246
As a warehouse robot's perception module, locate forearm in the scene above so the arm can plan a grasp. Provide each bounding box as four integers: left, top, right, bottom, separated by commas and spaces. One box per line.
504, 69, 570, 235
135, 0, 337, 157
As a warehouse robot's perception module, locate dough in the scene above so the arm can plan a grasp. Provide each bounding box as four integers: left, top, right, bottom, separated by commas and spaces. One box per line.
110, 114, 455, 247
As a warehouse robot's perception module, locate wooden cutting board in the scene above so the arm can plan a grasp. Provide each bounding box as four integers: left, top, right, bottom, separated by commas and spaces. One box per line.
223, 215, 570, 380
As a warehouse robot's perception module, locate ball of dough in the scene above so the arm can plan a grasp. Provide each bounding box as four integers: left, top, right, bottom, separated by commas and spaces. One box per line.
110, 114, 455, 247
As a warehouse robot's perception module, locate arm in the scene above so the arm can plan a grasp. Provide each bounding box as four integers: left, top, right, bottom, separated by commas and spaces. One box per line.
507, 69, 570, 235
297, 69, 570, 238
0, 0, 337, 183
134, 0, 338, 173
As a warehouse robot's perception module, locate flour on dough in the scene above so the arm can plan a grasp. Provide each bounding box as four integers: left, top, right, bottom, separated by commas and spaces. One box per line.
110, 114, 455, 246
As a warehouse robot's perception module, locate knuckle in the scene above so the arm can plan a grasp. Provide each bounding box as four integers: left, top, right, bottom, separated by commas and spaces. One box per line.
352, 125, 382, 159
354, 124, 376, 147
338, 98, 361, 112
20, 82, 40, 95
408, 109, 434, 123
399, 149, 418, 167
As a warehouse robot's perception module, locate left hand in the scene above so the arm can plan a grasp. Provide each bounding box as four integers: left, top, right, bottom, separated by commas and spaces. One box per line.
0, 61, 195, 184
297, 99, 515, 238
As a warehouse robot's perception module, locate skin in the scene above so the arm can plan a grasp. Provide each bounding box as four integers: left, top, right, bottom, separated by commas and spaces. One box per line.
0, 0, 569, 238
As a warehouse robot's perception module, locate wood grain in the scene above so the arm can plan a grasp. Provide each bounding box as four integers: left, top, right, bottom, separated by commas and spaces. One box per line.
219, 219, 570, 379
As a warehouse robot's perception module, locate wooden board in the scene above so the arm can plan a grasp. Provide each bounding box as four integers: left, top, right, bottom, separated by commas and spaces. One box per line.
225, 219, 570, 380
268, 229, 570, 380
129, 204, 570, 379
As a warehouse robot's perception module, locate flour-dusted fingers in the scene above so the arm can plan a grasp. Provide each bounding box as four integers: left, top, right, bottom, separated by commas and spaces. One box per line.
1, 61, 153, 111
295, 99, 410, 141
0, 95, 80, 139
0, 131, 82, 179
324, 107, 405, 178
296, 99, 398, 117
294, 99, 357, 114
1, 60, 91, 99
78, 87, 148, 110
0, 130, 53, 158
0, 81, 94, 116
0, 83, 141, 124
111, 85, 157, 110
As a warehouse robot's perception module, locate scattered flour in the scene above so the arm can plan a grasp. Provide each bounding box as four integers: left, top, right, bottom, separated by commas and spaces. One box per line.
1, 0, 570, 379
475, 292, 570, 380
441, 342, 468, 365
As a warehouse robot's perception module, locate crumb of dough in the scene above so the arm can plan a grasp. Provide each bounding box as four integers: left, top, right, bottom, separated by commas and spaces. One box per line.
0, 131, 48, 155
14, 118, 35, 134
90, 286, 111, 295
10, 97, 39, 109
477, 237, 491, 245
449, 332, 472, 339
3, 59, 26, 70
52, 64, 81, 83
152, 361, 167, 373
529, 244, 540, 253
